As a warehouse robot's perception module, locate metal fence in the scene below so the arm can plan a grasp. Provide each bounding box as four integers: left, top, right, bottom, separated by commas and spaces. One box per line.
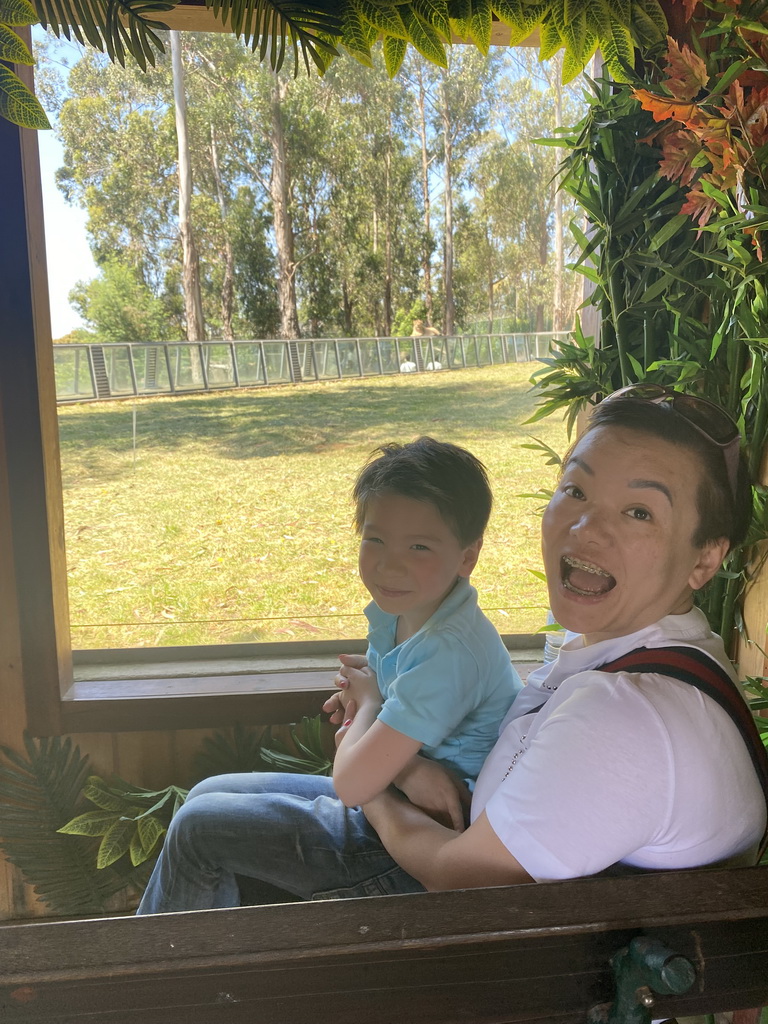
53, 332, 567, 404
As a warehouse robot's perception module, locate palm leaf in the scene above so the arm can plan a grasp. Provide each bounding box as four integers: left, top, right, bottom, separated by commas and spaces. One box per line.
192, 722, 271, 781
209, 0, 342, 75
0, 735, 139, 915
259, 715, 334, 775
34, 0, 173, 70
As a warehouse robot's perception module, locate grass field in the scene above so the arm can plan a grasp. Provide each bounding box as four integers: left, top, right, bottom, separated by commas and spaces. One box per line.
57, 364, 569, 648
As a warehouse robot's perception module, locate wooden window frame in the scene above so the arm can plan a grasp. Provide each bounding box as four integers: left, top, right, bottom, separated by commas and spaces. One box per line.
0, 31, 542, 737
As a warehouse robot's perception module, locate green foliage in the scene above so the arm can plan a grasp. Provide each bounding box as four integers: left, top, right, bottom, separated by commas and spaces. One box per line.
15, 0, 674, 133
531, 50, 768, 649
59, 776, 187, 868
0, 0, 49, 128
192, 722, 272, 780
0, 735, 143, 915
70, 259, 179, 344
258, 715, 334, 775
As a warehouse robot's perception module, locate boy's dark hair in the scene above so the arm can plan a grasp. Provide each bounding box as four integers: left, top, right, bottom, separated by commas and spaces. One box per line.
353, 437, 492, 546
584, 398, 752, 551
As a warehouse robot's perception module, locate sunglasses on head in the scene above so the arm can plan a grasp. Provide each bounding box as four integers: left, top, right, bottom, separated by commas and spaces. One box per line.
601, 383, 741, 498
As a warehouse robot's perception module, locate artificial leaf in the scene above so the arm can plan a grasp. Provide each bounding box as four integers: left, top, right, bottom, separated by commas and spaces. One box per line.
633, 87, 700, 127
97, 817, 136, 869
57, 810, 117, 837
0, 22, 32, 63
400, 5, 447, 65
411, 0, 450, 39
538, 16, 562, 60
341, 3, 374, 64
470, 0, 492, 53
562, 38, 595, 83
83, 776, 132, 812
680, 184, 717, 228
492, 0, 546, 43
600, 16, 634, 82
0, 736, 139, 915
0, 0, 37, 25
449, 0, 472, 39
353, 0, 408, 38
630, 0, 666, 42
662, 37, 708, 101
0, 64, 51, 129
658, 129, 702, 185
605, 0, 629, 25
382, 31, 407, 73
563, 0, 588, 25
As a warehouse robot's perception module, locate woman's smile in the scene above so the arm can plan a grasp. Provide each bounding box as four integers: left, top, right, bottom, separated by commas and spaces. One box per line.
542, 426, 724, 644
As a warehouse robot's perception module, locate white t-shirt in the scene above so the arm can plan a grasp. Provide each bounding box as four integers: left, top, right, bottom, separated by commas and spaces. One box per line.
471, 608, 766, 881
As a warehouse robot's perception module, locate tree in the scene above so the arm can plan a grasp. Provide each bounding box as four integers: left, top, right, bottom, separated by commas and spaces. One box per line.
170, 31, 206, 342
69, 260, 177, 343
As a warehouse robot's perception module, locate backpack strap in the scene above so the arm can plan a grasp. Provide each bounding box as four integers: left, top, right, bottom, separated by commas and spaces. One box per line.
595, 645, 768, 860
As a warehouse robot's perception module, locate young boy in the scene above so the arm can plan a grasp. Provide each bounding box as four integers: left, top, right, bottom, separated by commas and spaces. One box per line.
325, 437, 522, 822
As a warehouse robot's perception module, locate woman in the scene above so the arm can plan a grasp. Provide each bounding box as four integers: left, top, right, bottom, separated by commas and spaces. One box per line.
137, 386, 765, 913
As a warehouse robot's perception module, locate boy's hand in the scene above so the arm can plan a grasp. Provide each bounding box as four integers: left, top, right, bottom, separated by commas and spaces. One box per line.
335, 653, 381, 706
323, 654, 378, 727
394, 756, 471, 832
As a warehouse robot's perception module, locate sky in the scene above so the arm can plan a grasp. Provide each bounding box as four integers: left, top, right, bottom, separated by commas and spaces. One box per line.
38, 129, 96, 338
33, 29, 96, 339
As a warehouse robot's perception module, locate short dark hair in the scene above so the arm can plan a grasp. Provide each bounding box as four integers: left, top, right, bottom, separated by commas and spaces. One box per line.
353, 437, 492, 546
582, 398, 751, 551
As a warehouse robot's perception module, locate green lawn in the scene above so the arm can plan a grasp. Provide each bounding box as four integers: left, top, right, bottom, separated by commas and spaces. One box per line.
57, 364, 569, 648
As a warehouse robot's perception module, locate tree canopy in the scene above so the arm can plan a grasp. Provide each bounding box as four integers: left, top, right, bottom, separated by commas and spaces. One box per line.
39, 36, 587, 343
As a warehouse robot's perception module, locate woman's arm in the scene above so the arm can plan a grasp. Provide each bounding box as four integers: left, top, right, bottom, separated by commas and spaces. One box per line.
363, 789, 533, 891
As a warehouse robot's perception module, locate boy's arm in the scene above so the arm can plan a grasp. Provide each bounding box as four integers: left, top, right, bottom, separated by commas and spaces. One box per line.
332, 688, 423, 806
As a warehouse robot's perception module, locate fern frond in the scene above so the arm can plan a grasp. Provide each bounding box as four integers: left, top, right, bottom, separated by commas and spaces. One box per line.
0, 736, 138, 915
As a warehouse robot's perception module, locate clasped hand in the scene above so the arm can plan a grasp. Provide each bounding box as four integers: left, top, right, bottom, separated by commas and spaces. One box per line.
322, 653, 380, 727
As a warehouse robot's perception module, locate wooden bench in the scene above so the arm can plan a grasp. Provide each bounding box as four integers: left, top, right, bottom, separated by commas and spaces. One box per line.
0, 866, 766, 1024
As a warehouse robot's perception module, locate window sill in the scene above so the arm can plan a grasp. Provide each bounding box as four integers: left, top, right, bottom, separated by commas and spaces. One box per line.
56, 636, 544, 734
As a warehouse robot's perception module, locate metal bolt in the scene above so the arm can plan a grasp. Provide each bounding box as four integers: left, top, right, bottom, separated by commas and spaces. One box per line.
636, 986, 655, 1008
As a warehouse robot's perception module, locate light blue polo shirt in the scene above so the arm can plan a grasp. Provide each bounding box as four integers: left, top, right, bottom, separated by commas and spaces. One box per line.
365, 577, 522, 782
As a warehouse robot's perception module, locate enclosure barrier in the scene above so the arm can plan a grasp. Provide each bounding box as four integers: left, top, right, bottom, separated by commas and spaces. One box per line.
53, 332, 567, 403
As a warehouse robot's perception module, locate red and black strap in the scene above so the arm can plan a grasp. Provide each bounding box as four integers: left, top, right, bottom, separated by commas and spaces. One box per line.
596, 645, 768, 858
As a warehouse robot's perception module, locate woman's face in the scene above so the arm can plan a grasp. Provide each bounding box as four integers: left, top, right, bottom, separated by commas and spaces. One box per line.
541, 425, 727, 645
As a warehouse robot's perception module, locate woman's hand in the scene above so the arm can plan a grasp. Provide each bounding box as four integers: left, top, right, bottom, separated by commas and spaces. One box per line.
394, 756, 471, 832
319, 651, 370, 724
335, 653, 380, 705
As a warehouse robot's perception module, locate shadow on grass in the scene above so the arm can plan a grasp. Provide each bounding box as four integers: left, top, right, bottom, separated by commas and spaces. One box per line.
59, 372, 542, 473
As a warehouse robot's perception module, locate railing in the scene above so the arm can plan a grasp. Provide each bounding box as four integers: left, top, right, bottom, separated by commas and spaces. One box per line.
53, 332, 567, 404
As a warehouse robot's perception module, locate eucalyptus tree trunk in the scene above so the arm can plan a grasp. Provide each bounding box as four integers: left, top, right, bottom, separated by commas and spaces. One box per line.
552, 60, 564, 333
269, 70, 300, 343
210, 124, 235, 342
415, 66, 434, 327
439, 73, 455, 337
383, 114, 393, 336
170, 31, 206, 346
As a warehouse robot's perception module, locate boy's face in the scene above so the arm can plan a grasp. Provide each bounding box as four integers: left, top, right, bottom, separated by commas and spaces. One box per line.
358, 493, 481, 635
541, 425, 727, 645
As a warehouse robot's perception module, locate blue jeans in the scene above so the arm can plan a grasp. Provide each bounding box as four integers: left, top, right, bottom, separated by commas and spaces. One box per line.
136, 772, 425, 914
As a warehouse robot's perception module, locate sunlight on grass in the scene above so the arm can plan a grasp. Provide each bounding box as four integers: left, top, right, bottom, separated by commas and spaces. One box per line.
57, 364, 569, 648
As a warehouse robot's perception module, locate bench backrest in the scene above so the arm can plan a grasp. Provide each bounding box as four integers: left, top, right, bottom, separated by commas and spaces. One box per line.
1, 865, 766, 1023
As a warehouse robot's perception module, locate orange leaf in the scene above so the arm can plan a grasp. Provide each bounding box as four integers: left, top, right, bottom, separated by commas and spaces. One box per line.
663, 37, 709, 101
633, 88, 700, 127
680, 185, 717, 229
658, 130, 701, 185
